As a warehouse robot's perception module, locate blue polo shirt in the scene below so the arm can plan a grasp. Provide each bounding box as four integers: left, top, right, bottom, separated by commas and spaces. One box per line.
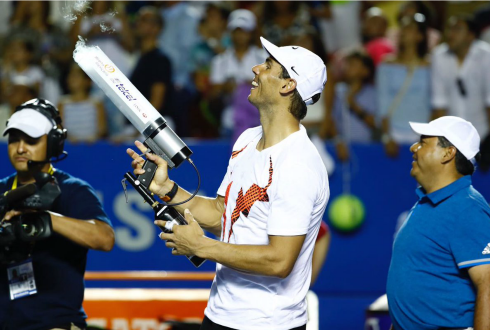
387, 175, 490, 330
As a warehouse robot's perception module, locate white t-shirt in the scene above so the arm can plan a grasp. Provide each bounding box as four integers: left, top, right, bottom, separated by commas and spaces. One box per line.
210, 46, 267, 85
205, 125, 330, 330
431, 41, 490, 137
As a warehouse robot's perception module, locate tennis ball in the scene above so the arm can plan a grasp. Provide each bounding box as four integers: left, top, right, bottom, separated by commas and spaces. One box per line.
328, 194, 365, 232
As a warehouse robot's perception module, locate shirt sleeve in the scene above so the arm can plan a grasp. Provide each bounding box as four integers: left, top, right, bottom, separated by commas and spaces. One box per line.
217, 163, 232, 197
449, 207, 490, 269
62, 180, 112, 226
267, 162, 318, 236
316, 220, 329, 242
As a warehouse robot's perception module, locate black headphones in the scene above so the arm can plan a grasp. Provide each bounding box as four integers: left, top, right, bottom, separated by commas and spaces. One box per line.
14, 98, 68, 160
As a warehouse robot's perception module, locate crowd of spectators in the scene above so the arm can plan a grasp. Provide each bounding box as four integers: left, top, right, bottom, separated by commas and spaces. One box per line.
0, 1, 489, 168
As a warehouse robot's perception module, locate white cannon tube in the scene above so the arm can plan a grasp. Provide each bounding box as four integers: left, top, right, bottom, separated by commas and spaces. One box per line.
73, 44, 158, 133
73, 41, 192, 168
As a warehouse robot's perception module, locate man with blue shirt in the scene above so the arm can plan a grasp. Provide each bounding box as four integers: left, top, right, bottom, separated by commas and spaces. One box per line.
0, 99, 114, 330
387, 116, 490, 330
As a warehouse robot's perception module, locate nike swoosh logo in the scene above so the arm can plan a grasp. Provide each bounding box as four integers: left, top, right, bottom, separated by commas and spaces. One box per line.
292, 46, 299, 49
291, 66, 299, 75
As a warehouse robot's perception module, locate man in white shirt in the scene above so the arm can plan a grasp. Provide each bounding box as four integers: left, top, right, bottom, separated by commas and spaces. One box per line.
431, 14, 490, 139
128, 37, 329, 330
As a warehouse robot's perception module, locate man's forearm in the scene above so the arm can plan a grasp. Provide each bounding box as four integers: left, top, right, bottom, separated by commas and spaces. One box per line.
195, 235, 305, 278
474, 287, 490, 330
163, 181, 222, 236
49, 213, 114, 251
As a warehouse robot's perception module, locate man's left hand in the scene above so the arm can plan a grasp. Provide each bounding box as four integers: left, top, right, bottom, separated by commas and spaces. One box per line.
155, 209, 205, 256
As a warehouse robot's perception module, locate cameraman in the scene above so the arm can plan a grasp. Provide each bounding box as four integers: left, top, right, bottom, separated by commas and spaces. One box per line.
0, 99, 114, 330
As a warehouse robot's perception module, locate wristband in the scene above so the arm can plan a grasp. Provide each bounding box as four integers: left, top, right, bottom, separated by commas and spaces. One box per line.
162, 182, 178, 202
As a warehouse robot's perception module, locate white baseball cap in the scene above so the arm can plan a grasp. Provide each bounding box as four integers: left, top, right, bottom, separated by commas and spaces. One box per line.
260, 36, 327, 106
409, 116, 480, 164
227, 9, 256, 32
3, 109, 53, 138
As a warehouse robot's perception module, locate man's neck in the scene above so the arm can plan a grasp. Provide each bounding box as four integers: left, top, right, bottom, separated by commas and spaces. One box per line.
17, 163, 52, 184
234, 44, 249, 60
454, 42, 473, 63
140, 39, 158, 53
257, 105, 300, 151
14, 63, 29, 73
399, 45, 419, 63
70, 91, 89, 102
420, 171, 463, 195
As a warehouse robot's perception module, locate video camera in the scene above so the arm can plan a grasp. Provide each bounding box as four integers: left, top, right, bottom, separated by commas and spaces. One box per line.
0, 172, 60, 264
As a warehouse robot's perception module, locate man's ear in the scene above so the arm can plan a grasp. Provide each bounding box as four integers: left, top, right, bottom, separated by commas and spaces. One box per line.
441, 146, 457, 164
280, 79, 297, 96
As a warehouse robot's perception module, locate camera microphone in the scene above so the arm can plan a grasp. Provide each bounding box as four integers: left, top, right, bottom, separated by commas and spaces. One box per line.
4, 184, 36, 205
27, 160, 50, 167
0, 184, 37, 217
27, 152, 68, 168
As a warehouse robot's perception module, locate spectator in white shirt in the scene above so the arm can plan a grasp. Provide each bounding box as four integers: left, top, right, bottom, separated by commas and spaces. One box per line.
431, 14, 490, 141
209, 9, 267, 141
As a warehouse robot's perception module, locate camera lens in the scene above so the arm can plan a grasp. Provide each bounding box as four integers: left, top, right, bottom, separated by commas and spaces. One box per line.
21, 223, 38, 237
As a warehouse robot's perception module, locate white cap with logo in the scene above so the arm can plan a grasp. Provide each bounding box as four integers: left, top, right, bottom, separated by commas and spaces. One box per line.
409, 116, 480, 165
3, 109, 53, 138
260, 36, 327, 106
227, 9, 256, 32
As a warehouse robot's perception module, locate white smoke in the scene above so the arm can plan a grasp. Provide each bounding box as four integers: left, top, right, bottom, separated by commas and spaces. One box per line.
99, 22, 115, 34
74, 35, 88, 53
62, 0, 117, 35
62, 0, 91, 24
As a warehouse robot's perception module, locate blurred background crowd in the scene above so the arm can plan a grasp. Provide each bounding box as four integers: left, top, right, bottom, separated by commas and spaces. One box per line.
0, 0, 489, 167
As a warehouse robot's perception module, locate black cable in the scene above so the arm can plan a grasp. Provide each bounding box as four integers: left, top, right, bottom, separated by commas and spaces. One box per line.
166, 158, 201, 207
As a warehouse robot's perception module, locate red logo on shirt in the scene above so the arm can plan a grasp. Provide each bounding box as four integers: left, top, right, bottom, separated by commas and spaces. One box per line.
226, 157, 273, 242
221, 181, 233, 241
231, 145, 248, 159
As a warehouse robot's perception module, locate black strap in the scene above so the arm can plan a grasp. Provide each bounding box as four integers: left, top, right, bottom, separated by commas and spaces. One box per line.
164, 181, 179, 202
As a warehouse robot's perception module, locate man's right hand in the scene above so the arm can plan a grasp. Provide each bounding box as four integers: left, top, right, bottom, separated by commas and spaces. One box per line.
126, 141, 174, 197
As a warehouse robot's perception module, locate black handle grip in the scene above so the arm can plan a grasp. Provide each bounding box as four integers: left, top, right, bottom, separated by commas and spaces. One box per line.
138, 159, 157, 189
155, 205, 206, 268
123, 172, 205, 268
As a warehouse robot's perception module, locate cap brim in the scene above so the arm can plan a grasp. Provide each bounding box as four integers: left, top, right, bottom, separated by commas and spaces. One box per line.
409, 121, 444, 137
260, 37, 284, 64
3, 109, 53, 138
228, 24, 254, 32
3, 123, 46, 138
260, 36, 297, 84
